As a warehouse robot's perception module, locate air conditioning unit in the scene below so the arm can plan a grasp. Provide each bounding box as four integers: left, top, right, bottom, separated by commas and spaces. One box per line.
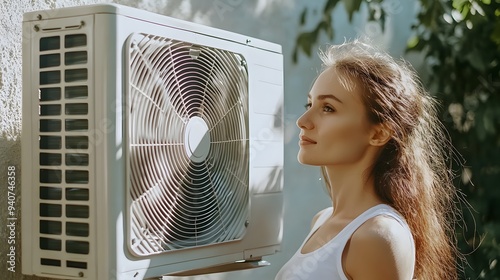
21, 4, 283, 279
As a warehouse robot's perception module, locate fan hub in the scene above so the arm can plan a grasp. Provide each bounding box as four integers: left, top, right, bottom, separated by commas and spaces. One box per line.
184, 116, 211, 163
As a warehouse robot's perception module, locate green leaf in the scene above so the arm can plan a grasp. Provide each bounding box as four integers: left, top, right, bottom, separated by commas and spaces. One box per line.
407, 35, 420, 49
379, 10, 386, 31
453, 0, 469, 11
296, 31, 317, 57
491, 19, 500, 45
325, 0, 341, 13
319, 14, 334, 39
299, 8, 307, 26
462, 2, 471, 18
342, 0, 363, 21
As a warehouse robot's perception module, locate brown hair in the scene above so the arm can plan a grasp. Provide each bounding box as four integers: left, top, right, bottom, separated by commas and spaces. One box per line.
319, 40, 460, 279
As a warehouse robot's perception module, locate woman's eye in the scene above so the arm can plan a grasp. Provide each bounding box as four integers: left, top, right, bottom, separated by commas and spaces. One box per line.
323, 105, 335, 112
304, 103, 312, 110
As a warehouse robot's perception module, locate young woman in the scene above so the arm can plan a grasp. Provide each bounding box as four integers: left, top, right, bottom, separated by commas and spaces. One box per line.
276, 41, 460, 280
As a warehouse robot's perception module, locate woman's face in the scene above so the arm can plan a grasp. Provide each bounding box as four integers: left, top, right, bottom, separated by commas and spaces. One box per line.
296, 67, 374, 166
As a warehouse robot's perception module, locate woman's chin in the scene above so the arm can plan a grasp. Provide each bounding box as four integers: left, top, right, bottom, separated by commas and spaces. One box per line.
297, 154, 319, 166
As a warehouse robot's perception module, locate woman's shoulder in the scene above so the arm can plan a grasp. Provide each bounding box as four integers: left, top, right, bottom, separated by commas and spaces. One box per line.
344, 214, 415, 279
354, 214, 413, 248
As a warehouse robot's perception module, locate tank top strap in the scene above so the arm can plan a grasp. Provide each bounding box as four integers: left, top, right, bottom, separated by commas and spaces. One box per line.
298, 207, 334, 249
311, 207, 334, 231
334, 204, 410, 244
305, 204, 411, 255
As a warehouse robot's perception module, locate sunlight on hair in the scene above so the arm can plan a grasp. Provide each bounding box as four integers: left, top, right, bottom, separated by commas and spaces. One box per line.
316, 39, 463, 279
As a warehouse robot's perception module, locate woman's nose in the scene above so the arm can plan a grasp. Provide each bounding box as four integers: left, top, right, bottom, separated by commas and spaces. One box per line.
296, 110, 313, 130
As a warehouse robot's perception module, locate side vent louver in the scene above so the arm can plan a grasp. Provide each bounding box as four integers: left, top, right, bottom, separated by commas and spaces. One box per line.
37, 31, 92, 273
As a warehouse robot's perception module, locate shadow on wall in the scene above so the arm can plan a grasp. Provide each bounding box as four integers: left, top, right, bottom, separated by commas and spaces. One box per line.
0, 139, 55, 280
116, 0, 294, 46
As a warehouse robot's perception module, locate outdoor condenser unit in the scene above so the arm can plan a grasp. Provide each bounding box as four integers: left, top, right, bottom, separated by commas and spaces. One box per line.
21, 4, 283, 279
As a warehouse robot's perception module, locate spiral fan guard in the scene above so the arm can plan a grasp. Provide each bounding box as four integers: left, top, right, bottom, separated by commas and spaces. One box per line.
125, 33, 249, 256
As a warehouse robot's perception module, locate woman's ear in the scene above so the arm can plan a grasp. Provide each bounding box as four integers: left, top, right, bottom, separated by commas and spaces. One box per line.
369, 123, 392, 147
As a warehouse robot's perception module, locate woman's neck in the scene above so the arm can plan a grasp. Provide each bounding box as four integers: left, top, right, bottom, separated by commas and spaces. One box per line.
324, 164, 384, 220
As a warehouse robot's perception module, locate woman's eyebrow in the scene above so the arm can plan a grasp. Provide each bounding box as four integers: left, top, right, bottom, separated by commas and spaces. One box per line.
307, 93, 343, 104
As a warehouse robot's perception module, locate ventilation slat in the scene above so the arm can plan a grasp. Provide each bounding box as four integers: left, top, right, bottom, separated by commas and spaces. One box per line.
67, 261, 87, 269
66, 188, 89, 201
40, 169, 62, 184
40, 220, 62, 235
39, 136, 61, 149
65, 103, 88, 115
40, 87, 61, 101
65, 51, 87, 65
40, 186, 62, 200
41, 258, 61, 267
66, 240, 89, 254
65, 170, 89, 184
40, 54, 61, 68
40, 71, 61, 85
40, 237, 62, 251
65, 34, 86, 48
66, 222, 89, 237
65, 69, 87, 82
40, 36, 60, 51
65, 136, 88, 149
40, 104, 61, 116
40, 119, 62, 132
65, 86, 88, 99
65, 153, 89, 166
66, 204, 89, 218
65, 119, 88, 131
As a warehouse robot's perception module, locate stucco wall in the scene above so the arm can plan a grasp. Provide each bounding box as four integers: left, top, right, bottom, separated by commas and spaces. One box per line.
0, 0, 417, 279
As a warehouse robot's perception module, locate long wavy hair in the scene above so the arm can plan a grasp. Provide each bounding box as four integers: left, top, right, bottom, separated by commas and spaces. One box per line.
318, 40, 460, 280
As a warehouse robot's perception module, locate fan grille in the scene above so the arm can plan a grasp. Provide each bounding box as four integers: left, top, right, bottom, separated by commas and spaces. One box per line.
126, 33, 249, 255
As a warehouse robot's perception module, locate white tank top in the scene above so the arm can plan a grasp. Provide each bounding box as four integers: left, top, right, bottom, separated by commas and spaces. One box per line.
275, 204, 414, 280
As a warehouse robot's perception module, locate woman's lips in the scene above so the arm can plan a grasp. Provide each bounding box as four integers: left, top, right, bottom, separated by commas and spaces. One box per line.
299, 135, 317, 145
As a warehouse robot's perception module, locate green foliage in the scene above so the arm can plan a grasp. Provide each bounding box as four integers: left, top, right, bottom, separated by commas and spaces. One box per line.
294, 0, 500, 278
292, 0, 391, 63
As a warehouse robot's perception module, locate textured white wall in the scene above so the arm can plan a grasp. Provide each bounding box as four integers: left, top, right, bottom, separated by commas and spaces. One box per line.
0, 0, 417, 279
